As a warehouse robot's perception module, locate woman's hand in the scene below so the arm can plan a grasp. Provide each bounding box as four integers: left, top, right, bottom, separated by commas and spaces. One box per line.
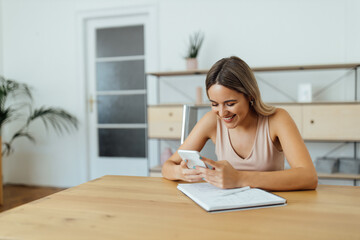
178, 160, 203, 182
196, 156, 242, 189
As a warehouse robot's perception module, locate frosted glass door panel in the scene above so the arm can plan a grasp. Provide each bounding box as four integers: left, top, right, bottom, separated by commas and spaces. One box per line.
87, 15, 149, 179
96, 60, 145, 91
98, 129, 146, 157
97, 95, 146, 124
96, 26, 144, 57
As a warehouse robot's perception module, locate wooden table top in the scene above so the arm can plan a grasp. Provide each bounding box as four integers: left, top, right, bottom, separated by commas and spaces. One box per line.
0, 175, 359, 240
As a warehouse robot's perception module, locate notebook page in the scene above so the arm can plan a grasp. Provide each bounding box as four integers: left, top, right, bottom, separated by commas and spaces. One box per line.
177, 183, 286, 211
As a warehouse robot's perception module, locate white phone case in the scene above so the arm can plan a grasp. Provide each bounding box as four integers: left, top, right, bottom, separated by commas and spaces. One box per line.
178, 150, 207, 169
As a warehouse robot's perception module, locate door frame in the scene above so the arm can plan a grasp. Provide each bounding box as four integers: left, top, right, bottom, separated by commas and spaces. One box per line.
77, 6, 158, 180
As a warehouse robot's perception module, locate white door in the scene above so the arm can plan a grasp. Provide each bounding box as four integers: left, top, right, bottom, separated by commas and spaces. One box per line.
85, 13, 151, 179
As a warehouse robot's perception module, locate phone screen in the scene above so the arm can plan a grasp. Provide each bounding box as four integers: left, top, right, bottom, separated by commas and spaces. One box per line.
178, 150, 206, 168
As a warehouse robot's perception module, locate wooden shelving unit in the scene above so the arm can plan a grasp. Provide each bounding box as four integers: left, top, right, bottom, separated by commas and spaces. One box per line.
147, 63, 360, 185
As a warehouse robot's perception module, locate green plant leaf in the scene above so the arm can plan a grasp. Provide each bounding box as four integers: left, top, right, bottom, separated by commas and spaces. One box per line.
28, 107, 79, 134
12, 132, 36, 143
185, 31, 204, 58
0, 75, 79, 156
2, 141, 13, 156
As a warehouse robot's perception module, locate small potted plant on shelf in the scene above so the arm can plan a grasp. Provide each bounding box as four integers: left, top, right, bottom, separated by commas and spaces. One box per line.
184, 31, 204, 70
0, 75, 79, 205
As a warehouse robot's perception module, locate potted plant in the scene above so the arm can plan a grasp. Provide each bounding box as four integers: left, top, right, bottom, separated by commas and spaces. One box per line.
185, 31, 204, 70
0, 75, 79, 205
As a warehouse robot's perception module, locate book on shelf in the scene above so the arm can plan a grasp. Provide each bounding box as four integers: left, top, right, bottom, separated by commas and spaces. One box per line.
177, 182, 286, 212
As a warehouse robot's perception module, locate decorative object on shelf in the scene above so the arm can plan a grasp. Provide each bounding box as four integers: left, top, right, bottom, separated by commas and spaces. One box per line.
184, 31, 204, 70
160, 147, 173, 165
297, 83, 312, 102
315, 157, 339, 173
0, 76, 79, 205
339, 158, 360, 174
196, 86, 203, 105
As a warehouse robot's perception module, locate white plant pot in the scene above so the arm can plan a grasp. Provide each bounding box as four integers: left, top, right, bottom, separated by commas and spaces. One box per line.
186, 58, 198, 70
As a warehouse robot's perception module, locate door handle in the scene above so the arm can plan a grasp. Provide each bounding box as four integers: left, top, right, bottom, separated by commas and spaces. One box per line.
89, 95, 98, 113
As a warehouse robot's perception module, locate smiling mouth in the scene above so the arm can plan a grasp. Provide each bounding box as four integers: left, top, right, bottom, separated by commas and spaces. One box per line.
223, 114, 236, 121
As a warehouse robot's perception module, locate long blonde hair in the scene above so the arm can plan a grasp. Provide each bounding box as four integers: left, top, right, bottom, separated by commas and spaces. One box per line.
205, 56, 275, 116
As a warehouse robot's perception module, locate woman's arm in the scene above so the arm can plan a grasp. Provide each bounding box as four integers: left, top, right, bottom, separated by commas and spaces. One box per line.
161, 111, 217, 181
197, 108, 318, 190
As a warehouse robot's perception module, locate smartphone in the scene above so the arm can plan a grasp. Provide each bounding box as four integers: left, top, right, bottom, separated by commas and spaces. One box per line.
178, 150, 207, 169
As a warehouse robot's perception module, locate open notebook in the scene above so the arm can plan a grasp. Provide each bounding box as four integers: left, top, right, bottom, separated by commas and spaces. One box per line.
177, 183, 286, 212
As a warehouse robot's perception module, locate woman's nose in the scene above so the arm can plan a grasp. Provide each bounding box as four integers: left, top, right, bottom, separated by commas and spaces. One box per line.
218, 106, 228, 117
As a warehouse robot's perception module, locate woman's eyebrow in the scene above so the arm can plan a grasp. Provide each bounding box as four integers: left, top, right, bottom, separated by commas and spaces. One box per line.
209, 99, 237, 103
224, 100, 237, 103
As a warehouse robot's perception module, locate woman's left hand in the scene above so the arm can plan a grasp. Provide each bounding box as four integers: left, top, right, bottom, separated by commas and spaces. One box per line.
196, 156, 242, 189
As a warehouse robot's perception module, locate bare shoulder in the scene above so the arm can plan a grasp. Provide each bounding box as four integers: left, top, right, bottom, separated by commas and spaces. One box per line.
200, 110, 217, 126
196, 110, 217, 138
268, 107, 298, 134
269, 107, 292, 122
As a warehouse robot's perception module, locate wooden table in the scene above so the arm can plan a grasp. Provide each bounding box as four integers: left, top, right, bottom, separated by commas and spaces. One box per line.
0, 176, 359, 240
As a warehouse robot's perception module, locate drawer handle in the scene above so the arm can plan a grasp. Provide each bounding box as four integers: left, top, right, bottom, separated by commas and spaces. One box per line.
168, 112, 173, 117
169, 127, 173, 131
310, 120, 314, 124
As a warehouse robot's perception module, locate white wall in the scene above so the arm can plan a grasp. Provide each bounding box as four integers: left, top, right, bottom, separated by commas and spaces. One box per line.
0, 0, 3, 75
2, 0, 360, 187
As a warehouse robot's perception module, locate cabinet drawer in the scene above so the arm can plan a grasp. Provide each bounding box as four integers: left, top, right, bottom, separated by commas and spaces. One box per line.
148, 106, 183, 139
303, 104, 360, 141
148, 122, 182, 139
148, 106, 183, 122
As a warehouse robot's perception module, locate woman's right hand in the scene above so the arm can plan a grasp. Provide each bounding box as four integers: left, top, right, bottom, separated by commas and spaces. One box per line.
178, 160, 203, 182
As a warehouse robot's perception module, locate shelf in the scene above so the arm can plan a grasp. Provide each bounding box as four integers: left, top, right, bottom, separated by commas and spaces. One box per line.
149, 165, 162, 177
150, 165, 162, 172
251, 63, 360, 72
147, 69, 208, 77
317, 173, 360, 180
148, 102, 360, 108
147, 63, 360, 76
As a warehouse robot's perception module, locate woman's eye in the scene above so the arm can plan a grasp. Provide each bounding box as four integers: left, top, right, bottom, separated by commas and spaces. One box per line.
211, 104, 218, 107
226, 103, 235, 107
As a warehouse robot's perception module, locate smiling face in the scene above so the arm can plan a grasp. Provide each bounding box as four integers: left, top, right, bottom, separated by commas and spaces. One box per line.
208, 84, 254, 129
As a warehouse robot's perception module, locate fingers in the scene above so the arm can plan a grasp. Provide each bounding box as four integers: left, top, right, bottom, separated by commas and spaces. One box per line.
200, 156, 220, 169
195, 161, 229, 189
196, 166, 215, 177
180, 160, 203, 182
184, 175, 203, 182
200, 171, 226, 188
196, 167, 218, 185
205, 178, 224, 189
180, 160, 188, 169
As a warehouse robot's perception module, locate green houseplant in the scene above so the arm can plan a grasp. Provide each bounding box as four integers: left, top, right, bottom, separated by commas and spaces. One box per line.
184, 31, 204, 70
0, 75, 79, 205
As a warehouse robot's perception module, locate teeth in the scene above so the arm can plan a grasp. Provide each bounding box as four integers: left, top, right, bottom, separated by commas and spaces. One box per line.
224, 115, 235, 120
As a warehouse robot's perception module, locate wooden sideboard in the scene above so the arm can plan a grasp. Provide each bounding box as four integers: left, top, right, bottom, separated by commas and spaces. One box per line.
148, 102, 360, 141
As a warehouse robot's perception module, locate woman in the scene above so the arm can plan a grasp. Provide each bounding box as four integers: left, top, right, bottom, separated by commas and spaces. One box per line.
162, 56, 318, 191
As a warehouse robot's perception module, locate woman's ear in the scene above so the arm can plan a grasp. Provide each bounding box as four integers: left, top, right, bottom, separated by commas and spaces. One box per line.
247, 96, 254, 106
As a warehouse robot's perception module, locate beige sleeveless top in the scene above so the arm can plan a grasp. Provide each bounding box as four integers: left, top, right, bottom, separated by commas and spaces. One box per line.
215, 115, 284, 171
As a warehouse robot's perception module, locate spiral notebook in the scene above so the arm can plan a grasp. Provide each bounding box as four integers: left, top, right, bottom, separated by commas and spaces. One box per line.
177, 183, 286, 212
